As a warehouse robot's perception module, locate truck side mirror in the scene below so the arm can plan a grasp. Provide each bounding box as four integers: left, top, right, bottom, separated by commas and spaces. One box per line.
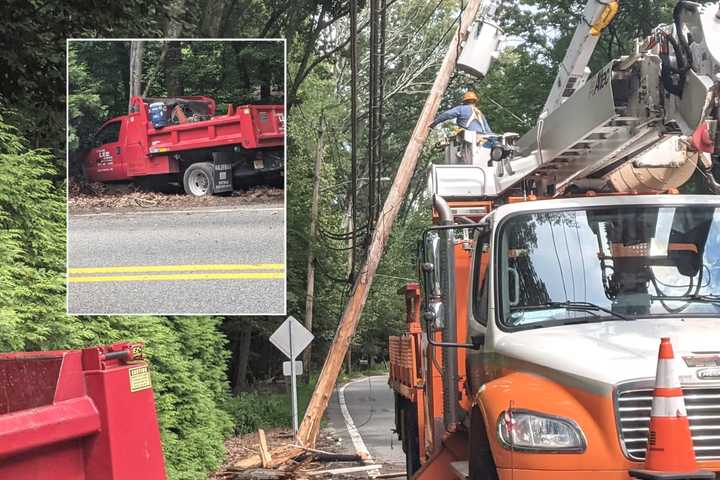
422, 233, 442, 298
471, 334, 485, 349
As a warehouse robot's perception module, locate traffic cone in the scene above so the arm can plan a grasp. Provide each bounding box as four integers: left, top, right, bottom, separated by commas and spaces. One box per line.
629, 338, 714, 480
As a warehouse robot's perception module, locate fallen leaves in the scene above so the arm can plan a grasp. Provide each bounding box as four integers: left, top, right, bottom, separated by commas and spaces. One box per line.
68, 179, 283, 214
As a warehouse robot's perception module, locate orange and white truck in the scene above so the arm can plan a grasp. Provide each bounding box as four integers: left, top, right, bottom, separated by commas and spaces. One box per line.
389, 1, 720, 478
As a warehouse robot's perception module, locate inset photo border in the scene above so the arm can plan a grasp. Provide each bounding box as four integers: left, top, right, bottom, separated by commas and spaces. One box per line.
66, 38, 287, 315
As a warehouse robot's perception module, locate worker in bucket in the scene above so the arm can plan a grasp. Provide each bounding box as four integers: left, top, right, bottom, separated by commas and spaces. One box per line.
429, 90, 495, 165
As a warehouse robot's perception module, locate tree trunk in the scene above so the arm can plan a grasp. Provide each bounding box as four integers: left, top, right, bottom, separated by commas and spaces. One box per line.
233, 324, 253, 394
128, 41, 144, 111
201, 0, 226, 37
260, 82, 271, 101
164, 0, 186, 37
165, 41, 184, 96
143, 42, 170, 98
346, 346, 352, 375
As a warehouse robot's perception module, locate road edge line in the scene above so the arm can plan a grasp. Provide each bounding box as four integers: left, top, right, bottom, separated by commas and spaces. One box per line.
338, 377, 382, 477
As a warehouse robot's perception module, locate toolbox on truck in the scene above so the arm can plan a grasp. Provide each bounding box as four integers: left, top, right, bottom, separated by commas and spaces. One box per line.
0, 342, 166, 480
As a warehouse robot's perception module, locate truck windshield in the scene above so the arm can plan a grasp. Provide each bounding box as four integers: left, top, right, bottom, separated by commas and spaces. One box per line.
496, 205, 720, 329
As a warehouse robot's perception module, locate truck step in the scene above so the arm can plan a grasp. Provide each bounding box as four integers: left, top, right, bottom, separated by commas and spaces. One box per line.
450, 461, 469, 480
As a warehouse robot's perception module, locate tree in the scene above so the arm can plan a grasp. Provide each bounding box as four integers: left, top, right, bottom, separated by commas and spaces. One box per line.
129, 40, 144, 109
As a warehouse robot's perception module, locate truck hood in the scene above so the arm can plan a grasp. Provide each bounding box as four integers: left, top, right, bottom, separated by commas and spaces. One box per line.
494, 317, 720, 392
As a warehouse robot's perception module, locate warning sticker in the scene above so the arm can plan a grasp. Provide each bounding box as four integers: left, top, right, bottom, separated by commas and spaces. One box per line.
683, 355, 720, 368
129, 366, 152, 392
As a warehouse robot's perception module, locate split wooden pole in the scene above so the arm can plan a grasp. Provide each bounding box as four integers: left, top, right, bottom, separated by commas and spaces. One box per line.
296, 0, 484, 448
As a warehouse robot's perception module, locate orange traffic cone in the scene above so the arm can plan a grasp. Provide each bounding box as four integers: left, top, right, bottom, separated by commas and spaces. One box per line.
629, 337, 714, 480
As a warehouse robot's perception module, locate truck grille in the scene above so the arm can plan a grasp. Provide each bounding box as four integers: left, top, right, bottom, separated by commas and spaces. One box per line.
617, 385, 720, 461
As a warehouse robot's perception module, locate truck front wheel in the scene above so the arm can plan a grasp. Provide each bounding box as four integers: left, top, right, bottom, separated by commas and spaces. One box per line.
469, 405, 498, 480
183, 162, 215, 196
400, 398, 421, 477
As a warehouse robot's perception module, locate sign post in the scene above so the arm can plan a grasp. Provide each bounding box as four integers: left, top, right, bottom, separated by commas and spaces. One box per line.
270, 316, 314, 438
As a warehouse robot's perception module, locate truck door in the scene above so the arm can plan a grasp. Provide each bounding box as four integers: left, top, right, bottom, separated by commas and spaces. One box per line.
467, 231, 493, 395
86, 120, 124, 181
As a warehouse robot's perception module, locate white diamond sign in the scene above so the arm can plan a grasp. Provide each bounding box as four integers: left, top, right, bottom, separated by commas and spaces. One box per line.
270, 316, 314, 360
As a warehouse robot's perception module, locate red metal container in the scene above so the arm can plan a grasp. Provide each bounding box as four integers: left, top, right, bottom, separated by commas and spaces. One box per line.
0, 342, 167, 480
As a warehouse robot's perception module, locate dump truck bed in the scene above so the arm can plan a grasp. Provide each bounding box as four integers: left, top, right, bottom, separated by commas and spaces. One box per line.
146, 104, 284, 155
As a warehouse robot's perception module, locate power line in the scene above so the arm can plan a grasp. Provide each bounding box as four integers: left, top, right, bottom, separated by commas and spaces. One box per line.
350, 0, 359, 281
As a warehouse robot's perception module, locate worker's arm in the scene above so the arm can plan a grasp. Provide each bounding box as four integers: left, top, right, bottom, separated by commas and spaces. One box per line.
429, 106, 463, 128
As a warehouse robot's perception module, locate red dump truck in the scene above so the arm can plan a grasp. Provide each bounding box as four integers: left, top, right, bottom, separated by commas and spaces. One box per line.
0, 342, 166, 479
83, 96, 285, 196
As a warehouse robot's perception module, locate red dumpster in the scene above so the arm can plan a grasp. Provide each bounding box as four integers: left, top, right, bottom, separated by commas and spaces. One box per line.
0, 342, 167, 480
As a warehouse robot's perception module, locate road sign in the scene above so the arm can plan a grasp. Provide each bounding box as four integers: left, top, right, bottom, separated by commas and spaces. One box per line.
270, 316, 314, 438
270, 316, 314, 360
283, 361, 303, 377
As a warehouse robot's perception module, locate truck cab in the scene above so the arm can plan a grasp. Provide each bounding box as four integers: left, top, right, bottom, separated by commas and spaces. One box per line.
463, 195, 720, 479
395, 194, 720, 479
86, 117, 128, 182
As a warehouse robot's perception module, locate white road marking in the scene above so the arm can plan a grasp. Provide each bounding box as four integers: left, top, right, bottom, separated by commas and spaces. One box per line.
307, 465, 384, 476
70, 206, 284, 218
338, 377, 382, 478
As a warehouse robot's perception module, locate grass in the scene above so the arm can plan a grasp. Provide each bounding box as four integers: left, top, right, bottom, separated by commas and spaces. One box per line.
224, 377, 317, 435
225, 365, 390, 435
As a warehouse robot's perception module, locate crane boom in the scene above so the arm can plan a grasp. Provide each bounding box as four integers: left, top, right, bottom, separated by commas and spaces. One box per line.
542, 0, 619, 116
433, 1, 720, 201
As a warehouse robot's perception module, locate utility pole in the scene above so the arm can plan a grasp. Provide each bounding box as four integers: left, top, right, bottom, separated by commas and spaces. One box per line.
303, 121, 324, 384
296, 0, 484, 448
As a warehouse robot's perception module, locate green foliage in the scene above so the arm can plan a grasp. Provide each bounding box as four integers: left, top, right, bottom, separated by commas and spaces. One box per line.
0, 115, 66, 342
68, 48, 108, 152
224, 379, 317, 434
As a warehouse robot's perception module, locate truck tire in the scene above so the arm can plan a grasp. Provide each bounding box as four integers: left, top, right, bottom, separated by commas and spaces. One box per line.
183, 162, 215, 196
401, 400, 421, 477
469, 405, 498, 480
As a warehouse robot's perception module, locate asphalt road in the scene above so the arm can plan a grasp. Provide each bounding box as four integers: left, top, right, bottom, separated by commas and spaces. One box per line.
67, 205, 285, 314
325, 375, 405, 476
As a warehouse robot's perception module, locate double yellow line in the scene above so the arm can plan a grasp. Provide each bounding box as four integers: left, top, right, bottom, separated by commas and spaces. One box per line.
68, 263, 285, 283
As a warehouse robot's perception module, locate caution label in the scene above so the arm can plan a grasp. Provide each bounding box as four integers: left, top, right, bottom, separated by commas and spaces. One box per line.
129, 366, 152, 392
683, 355, 720, 368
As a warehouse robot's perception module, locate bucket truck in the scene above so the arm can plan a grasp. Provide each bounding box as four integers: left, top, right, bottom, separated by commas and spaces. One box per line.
389, 1, 720, 479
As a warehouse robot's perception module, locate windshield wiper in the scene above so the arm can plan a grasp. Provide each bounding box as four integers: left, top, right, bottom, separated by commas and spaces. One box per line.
517, 301, 630, 321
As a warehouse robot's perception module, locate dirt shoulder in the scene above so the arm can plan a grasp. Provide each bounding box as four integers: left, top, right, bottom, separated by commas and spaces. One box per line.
210, 427, 366, 479
68, 181, 284, 215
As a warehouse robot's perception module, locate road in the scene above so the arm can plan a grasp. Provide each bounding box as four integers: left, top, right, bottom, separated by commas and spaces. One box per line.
325, 375, 405, 476
67, 205, 285, 315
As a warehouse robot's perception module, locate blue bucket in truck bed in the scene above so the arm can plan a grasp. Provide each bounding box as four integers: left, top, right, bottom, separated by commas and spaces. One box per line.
149, 102, 167, 128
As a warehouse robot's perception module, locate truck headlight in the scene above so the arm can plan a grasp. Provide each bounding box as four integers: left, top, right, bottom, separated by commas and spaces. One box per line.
497, 409, 586, 452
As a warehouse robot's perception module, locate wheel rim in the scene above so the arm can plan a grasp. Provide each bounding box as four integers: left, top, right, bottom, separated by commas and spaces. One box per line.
188, 169, 210, 196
